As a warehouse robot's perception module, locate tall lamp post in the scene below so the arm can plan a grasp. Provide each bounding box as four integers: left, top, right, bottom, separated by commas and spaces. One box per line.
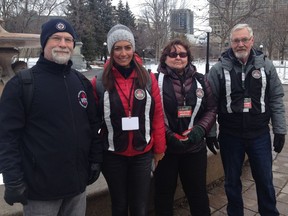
142, 49, 145, 64
205, 26, 212, 74
103, 42, 107, 63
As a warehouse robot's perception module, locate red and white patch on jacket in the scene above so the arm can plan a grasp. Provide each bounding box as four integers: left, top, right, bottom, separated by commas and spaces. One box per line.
78, 90, 88, 108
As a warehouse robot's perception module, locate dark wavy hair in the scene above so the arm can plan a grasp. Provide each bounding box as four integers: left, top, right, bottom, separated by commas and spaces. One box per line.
159, 38, 193, 68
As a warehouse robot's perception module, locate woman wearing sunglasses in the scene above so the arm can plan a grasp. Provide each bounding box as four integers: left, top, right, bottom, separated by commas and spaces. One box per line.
153, 38, 217, 216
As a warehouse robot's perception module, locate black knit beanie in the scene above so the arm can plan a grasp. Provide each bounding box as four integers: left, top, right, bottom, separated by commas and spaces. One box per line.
40, 18, 77, 49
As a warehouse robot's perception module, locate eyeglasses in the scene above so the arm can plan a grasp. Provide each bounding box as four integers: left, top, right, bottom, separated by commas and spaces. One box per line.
167, 52, 188, 58
49, 36, 74, 44
231, 37, 252, 45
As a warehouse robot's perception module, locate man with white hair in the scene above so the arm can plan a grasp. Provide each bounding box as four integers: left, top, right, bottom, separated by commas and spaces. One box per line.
207, 23, 286, 215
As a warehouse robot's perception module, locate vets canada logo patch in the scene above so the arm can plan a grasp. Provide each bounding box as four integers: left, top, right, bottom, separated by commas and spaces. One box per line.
78, 90, 88, 108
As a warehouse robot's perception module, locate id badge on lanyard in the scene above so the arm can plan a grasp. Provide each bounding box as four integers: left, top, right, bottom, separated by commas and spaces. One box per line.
177, 106, 192, 118
122, 117, 139, 130
243, 97, 252, 112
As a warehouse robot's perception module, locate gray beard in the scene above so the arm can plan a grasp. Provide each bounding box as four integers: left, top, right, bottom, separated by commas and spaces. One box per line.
235, 51, 248, 60
53, 55, 70, 64
52, 49, 71, 64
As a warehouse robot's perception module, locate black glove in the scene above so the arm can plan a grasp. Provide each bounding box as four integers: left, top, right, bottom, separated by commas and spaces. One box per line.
206, 137, 219, 155
187, 125, 205, 144
87, 163, 101, 185
4, 180, 27, 206
166, 134, 188, 153
273, 134, 285, 153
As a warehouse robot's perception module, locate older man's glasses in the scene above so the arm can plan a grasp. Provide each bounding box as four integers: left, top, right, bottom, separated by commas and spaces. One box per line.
231, 37, 252, 45
168, 52, 188, 58
49, 36, 74, 44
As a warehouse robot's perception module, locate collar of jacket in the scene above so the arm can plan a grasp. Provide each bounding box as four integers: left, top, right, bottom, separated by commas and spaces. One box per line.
114, 61, 135, 78
220, 48, 265, 71
36, 53, 73, 75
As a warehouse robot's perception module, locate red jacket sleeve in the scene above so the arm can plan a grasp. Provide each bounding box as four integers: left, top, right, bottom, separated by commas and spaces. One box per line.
150, 73, 166, 154
90, 76, 99, 103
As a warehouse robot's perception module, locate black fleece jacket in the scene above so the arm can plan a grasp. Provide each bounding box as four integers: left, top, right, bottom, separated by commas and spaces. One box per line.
0, 54, 103, 200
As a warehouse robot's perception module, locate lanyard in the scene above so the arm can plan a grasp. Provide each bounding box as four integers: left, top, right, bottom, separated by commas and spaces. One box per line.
176, 73, 187, 106
180, 81, 187, 106
115, 78, 135, 117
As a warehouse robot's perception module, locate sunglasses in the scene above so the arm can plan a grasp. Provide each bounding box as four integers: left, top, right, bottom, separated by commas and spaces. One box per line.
167, 52, 188, 58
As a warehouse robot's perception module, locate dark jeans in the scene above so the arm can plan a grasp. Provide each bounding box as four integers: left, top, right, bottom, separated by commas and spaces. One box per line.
219, 132, 279, 216
102, 150, 152, 216
154, 148, 210, 216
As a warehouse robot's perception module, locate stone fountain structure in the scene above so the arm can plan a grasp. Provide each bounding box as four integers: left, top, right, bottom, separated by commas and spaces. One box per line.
0, 18, 40, 95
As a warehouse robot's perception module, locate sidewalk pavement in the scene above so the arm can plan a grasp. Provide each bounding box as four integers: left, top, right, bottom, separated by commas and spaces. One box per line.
171, 84, 288, 216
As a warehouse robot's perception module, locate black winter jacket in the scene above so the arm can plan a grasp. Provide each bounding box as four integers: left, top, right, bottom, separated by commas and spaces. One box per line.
208, 48, 286, 138
0, 54, 103, 200
157, 63, 217, 153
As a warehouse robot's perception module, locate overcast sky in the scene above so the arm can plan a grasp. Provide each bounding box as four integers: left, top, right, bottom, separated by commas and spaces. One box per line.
111, 0, 209, 36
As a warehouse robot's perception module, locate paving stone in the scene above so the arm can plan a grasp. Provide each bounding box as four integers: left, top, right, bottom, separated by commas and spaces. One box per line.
242, 184, 257, 201
273, 172, 288, 188
277, 200, 288, 215
243, 196, 258, 212
277, 192, 288, 204
208, 193, 227, 210
282, 183, 288, 194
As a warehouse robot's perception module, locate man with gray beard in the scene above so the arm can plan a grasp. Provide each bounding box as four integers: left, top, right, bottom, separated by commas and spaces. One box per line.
0, 18, 103, 215
207, 23, 286, 216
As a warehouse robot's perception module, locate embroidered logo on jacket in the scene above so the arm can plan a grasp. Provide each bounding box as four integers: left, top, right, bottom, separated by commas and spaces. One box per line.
134, 89, 146, 100
78, 90, 88, 108
196, 88, 204, 98
252, 70, 261, 79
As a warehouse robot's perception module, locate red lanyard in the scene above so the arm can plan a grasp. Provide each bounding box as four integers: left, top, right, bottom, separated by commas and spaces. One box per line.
115, 78, 135, 117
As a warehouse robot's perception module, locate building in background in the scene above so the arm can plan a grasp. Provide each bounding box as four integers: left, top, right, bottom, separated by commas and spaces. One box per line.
170, 9, 194, 34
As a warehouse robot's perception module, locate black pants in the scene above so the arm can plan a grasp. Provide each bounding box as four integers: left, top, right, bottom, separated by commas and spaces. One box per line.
102, 150, 152, 216
154, 148, 210, 216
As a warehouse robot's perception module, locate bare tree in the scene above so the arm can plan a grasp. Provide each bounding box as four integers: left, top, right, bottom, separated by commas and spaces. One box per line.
273, 8, 288, 62
137, 0, 187, 61
0, 0, 65, 33
208, 0, 270, 53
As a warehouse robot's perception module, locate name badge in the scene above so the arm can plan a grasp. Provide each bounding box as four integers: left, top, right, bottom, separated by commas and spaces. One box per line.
243, 98, 252, 109
122, 117, 139, 131
177, 106, 192, 118
243, 98, 252, 113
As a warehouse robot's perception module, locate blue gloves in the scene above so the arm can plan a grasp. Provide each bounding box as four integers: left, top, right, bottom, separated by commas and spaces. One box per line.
273, 134, 285, 153
4, 179, 27, 206
87, 163, 101, 185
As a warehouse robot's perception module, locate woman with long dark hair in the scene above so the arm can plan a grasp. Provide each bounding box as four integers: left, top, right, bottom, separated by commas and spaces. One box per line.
91, 24, 166, 216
